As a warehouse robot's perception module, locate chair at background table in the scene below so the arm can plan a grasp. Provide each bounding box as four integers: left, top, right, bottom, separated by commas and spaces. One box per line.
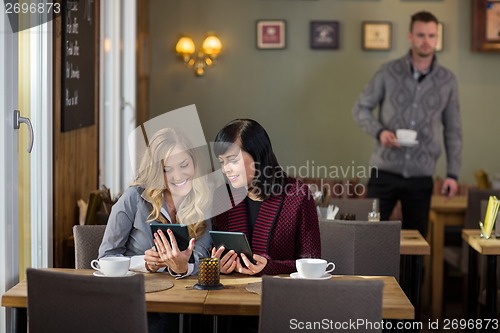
259, 276, 383, 333
27, 268, 147, 333
73, 225, 106, 269
319, 219, 401, 280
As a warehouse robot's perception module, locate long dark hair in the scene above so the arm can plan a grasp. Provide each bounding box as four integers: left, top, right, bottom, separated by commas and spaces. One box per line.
214, 119, 285, 200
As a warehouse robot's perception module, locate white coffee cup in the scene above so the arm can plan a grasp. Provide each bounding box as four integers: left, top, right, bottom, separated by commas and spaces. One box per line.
396, 129, 417, 142
91, 257, 130, 277
296, 258, 335, 279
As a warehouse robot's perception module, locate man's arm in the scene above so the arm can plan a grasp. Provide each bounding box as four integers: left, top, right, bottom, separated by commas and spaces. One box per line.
442, 75, 462, 197
352, 67, 387, 139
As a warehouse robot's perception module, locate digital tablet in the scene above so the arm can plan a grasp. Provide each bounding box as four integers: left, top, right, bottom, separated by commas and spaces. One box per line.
150, 223, 194, 262
209, 231, 256, 265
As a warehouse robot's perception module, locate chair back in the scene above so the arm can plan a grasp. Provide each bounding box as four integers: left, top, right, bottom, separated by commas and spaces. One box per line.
464, 188, 500, 228
328, 198, 377, 221
319, 219, 401, 280
27, 268, 147, 333
73, 225, 106, 269
259, 276, 383, 333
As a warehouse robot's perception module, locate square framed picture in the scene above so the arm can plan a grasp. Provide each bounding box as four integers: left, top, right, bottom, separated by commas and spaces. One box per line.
472, 0, 500, 52
310, 21, 340, 49
362, 21, 392, 51
256, 20, 286, 49
435, 22, 444, 52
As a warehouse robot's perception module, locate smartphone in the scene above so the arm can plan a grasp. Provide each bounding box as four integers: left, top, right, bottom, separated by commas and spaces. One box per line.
150, 223, 194, 262
209, 231, 256, 265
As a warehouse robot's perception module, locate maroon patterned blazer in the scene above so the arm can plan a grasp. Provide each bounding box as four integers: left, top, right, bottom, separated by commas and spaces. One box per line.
214, 177, 321, 275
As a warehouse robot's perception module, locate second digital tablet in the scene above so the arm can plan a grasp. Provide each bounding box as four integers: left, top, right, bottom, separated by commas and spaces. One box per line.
209, 231, 256, 265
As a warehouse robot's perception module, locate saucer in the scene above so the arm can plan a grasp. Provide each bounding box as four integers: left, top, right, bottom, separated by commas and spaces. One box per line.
290, 272, 332, 280
93, 271, 136, 278
397, 139, 419, 147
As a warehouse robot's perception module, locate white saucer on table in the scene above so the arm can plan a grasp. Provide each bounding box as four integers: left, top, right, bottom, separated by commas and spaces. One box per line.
289, 272, 332, 280
397, 139, 419, 147
93, 271, 136, 278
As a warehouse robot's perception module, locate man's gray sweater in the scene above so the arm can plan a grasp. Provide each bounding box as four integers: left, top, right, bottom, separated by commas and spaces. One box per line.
352, 52, 462, 179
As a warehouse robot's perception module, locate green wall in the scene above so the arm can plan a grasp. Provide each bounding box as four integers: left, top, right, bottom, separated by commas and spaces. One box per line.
149, 0, 500, 184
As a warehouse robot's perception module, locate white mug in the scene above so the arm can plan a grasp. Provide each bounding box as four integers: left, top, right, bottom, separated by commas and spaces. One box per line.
91, 257, 130, 277
396, 129, 417, 142
296, 258, 335, 279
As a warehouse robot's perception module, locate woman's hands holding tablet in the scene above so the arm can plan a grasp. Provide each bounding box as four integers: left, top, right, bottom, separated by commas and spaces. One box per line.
146, 228, 195, 274
211, 246, 267, 275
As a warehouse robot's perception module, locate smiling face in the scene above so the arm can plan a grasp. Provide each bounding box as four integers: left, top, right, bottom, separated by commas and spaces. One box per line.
217, 143, 255, 189
408, 21, 438, 58
163, 146, 195, 200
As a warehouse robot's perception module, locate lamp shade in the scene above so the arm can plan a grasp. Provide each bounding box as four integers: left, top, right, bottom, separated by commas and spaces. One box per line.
201, 34, 222, 56
175, 36, 195, 55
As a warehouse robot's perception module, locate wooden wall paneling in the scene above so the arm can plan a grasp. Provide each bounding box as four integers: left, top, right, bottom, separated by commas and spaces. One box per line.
136, 0, 150, 126
53, 1, 100, 267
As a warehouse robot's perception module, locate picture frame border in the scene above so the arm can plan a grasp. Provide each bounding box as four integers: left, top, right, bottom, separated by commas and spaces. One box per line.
256, 19, 287, 50
310, 20, 340, 50
362, 21, 392, 51
472, 0, 500, 53
435, 22, 444, 52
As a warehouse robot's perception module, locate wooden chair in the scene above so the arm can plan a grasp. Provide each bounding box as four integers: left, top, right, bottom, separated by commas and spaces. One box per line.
73, 225, 106, 269
319, 219, 401, 280
27, 268, 147, 333
259, 276, 383, 333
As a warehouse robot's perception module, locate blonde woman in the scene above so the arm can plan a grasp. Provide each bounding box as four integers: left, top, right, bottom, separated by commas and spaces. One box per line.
98, 127, 212, 278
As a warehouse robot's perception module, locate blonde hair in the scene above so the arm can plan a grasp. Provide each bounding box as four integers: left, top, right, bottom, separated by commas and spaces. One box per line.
132, 128, 210, 239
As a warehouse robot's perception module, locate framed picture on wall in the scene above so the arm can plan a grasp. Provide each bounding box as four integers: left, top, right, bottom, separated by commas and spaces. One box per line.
435, 22, 443, 52
472, 0, 500, 52
256, 20, 286, 49
310, 21, 340, 49
362, 21, 392, 51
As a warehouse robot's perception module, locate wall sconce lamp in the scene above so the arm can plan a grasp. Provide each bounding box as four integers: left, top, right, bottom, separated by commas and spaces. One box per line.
175, 33, 222, 76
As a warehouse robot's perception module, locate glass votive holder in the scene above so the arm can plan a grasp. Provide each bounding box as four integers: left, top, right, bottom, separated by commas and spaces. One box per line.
194, 257, 224, 290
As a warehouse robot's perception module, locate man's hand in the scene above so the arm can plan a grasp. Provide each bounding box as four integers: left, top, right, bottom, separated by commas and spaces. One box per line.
441, 178, 458, 198
379, 130, 400, 148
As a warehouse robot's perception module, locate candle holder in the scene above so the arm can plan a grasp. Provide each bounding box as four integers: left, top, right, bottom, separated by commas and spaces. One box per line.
194, 257, 224, 290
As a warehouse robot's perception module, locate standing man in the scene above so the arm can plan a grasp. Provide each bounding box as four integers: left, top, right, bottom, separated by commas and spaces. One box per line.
352, 11, 462, 237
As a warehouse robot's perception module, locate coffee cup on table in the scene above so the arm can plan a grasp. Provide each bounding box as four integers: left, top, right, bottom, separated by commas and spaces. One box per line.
396, 129, 417, 142
296, 258, 335, 279
91, 257, 130, 277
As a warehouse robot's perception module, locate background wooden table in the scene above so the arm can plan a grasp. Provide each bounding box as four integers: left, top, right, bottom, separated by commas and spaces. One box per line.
427, 195, 467, 320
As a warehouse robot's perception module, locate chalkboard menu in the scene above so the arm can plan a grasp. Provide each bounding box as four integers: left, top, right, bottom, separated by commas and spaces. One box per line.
61, 0, 96, 132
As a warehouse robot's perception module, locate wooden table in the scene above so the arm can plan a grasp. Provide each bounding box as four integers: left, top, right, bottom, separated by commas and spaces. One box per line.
428, 195, 467, 320
205, 274, 414, 320
2, 269, 414, 332
401, 229, 431, 256
462, 229, 500, 321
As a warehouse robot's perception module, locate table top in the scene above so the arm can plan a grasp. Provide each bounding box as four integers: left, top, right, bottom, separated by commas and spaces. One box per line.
430, 195, 467, 213
206, 274, 414, 320
462, 229, 500, 255
1, 269, 414, 320
400, 229, 430, 255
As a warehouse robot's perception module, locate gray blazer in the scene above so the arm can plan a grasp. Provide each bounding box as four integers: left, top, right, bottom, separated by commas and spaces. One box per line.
98, 186, 212, 275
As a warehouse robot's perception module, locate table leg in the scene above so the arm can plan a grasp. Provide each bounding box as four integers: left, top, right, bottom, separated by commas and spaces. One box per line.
466, 246, 478, 323
14, 307, 27, 333
431, 214, 445, 320
412, 255, 423, 323
485, 255, 497, 320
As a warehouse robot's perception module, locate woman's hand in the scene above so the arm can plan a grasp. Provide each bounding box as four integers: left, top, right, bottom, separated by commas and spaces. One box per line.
211, 246, 238, 274
144, 246, 166, 272
154, 229, 194, 274
235, 253, 267, 275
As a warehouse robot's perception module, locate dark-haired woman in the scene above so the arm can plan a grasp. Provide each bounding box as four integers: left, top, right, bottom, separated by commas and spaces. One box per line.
211, 119, 321, 276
